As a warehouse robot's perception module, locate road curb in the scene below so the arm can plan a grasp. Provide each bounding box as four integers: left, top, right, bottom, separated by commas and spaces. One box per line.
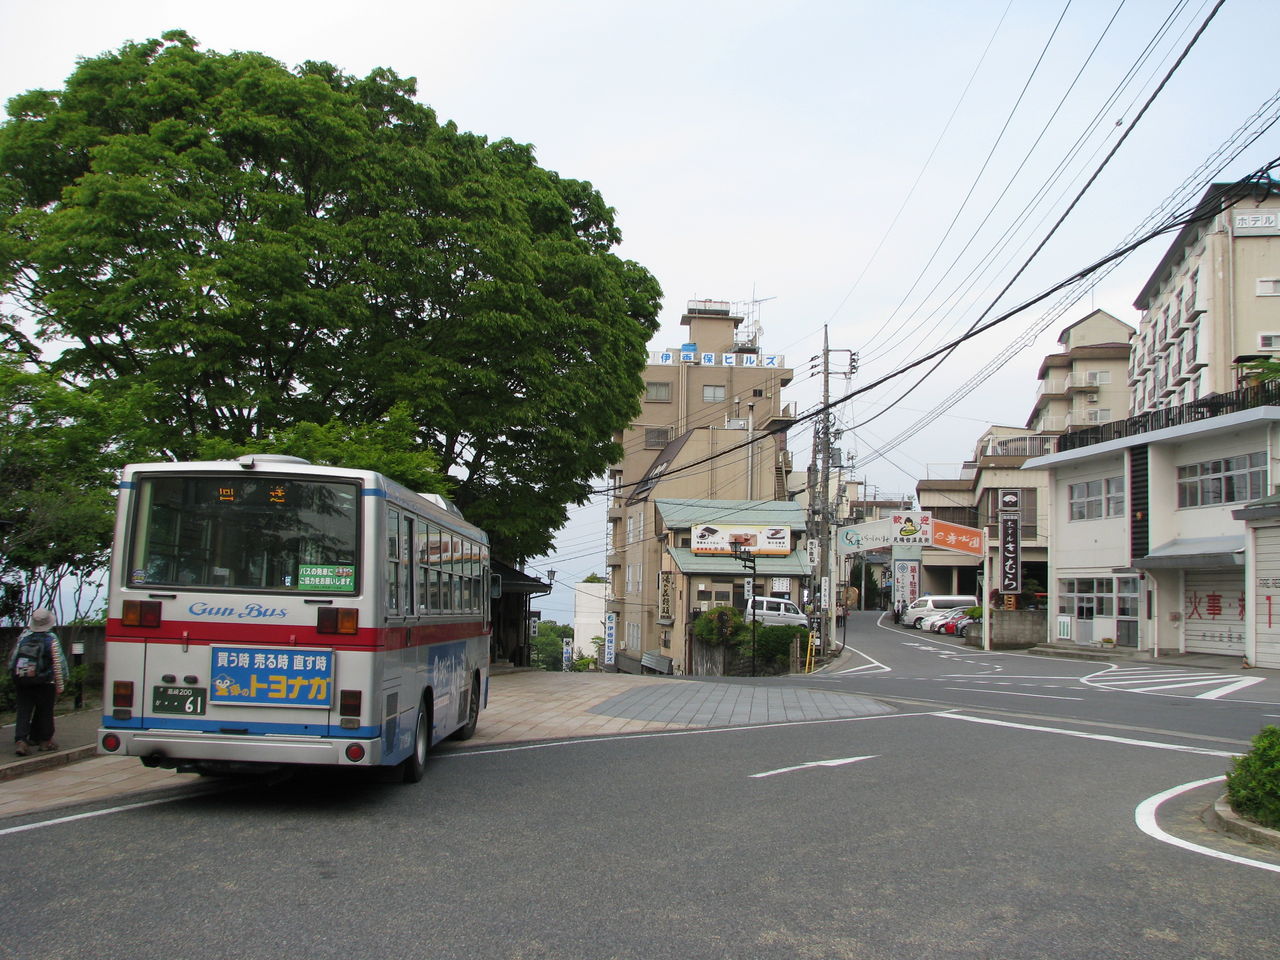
0, 745, 98, 783
1204, 794, 1280, 852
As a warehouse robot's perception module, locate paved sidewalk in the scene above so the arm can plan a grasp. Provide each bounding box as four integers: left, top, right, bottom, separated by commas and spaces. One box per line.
1, 670, 890, 822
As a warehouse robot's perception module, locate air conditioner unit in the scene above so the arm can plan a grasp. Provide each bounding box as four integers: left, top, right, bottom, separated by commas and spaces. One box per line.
725, 418, 749, 430
1086, 394, 1099, 403
699, 601, 710, 612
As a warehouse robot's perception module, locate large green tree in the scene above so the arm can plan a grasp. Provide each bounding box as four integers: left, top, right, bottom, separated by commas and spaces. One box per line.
0, 30, 662, 560
0, 351, 125, 620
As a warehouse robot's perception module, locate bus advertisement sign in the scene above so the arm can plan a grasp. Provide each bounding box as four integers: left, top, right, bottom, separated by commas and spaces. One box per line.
210, 646, 334, 707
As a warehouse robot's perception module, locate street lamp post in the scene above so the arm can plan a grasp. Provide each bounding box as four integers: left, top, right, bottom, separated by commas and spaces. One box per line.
730, 542, 758, 677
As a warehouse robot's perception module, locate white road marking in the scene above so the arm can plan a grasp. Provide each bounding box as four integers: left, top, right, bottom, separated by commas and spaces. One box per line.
1195, 677, 1267, 700
750, 755, 878, 779
0, 791, 217, 838
936, 713, 1238, 757
944, 687, 1084, 701
1083, 666, 1267, 699
445, 709, 953, 757
1135, 776, 1280, 874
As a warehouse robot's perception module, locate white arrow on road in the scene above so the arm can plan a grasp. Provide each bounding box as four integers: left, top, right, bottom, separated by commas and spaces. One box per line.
750, 755, 878, 779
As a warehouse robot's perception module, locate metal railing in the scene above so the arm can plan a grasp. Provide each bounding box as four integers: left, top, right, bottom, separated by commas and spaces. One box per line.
1058, 381, 1280, 451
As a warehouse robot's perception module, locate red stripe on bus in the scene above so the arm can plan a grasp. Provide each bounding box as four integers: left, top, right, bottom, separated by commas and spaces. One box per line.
105, 618, 488, 649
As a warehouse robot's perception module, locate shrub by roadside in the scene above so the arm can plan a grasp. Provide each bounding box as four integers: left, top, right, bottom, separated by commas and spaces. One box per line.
1225, 725, 1280, 830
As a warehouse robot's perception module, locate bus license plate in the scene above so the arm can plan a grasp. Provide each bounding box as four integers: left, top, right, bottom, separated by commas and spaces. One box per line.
151, 686, 207, 715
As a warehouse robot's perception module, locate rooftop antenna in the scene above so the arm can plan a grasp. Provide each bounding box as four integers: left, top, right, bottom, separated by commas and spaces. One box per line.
733, 289, 776, 347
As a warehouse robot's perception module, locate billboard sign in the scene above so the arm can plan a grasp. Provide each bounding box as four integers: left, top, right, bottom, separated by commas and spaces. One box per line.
691, 523, 791, 556
837, 513, 932, 555
930, 519, 983, 557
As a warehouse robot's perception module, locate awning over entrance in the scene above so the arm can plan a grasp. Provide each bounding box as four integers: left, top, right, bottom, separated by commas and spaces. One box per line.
1132, 535, 1245, 570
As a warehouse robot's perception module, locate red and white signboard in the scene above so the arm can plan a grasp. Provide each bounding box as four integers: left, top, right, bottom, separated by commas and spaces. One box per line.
930, 519, 983, 557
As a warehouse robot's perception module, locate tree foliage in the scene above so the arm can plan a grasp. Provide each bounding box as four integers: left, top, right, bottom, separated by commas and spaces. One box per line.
0, 30, 662, 561
0, 351, 126, 620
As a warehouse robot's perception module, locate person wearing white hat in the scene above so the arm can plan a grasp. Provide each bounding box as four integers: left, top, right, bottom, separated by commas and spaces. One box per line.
7, 608, 69, 755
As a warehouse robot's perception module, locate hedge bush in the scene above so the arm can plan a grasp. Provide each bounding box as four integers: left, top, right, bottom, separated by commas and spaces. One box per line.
1225, 725, 1280, 830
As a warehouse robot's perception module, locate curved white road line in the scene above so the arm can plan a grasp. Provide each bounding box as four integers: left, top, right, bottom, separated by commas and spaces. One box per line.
1135, 776, 1280, 874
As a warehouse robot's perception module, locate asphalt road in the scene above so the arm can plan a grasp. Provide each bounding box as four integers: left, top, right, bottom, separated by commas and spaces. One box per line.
2, 614, 1278, 959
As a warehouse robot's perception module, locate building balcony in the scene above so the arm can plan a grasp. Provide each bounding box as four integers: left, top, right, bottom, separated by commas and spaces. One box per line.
1057, 380, 1280, 452
1036, 377, 1068, 400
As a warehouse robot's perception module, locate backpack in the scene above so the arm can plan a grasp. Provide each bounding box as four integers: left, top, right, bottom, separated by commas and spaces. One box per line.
11, 632, 53, 687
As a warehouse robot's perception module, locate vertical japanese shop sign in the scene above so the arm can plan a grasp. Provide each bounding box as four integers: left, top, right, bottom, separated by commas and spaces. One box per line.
603, 612, 617, 666
658, 571, 674, 621
999, 514, 1021, 594
893, 560, 920, 606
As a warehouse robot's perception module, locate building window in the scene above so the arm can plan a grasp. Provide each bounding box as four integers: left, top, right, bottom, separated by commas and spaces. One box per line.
1085, 370, 1112, 385
1059, 578, 1114, 617
645, 381, 672, 402
703, 385, 726, 403
1177, 452, 1266, 507
644, 427, 672, 449
1069, 477, 1124, 520
1256, 279, 1280, 296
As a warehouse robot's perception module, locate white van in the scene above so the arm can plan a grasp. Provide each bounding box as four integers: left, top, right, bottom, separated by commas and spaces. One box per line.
746, 596, 809, 628
902, 595, 977, 629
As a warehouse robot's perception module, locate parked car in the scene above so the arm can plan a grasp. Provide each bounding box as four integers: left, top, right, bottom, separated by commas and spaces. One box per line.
902, 595, 979, 629
745, 596, 809, 628
943, 613, 973, 635
956, 615, 982, 639
919, 607, 968, 633
931, 609, 971, 634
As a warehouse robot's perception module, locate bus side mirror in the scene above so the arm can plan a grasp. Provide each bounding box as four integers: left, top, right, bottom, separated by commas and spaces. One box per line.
490, 573, 503, 599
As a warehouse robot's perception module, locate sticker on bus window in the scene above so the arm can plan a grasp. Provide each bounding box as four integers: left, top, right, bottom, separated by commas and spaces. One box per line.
210, 646, 334, 707
297, 564, 356, 591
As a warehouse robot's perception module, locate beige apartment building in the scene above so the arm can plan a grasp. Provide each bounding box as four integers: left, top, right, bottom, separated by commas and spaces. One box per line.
1026, 309, 1134, 434
1130, 181, 1280, 413
605, 300, 798, 674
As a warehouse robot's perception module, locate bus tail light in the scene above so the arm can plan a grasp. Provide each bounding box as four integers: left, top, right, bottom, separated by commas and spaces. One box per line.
101, 733, 121, 752
122, 599, 162, 627
317, 607, 358, 635
339, 689, 362, 717
345, 743, 365, 763
112, 681, 134, 708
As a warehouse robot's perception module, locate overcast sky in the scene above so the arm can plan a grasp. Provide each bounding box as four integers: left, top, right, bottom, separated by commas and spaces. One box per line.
4, 1, 1277, 622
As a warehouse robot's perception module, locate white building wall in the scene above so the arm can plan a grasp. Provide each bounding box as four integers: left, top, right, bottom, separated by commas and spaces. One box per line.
1052, 455, 1129, 571
572, 581, 608, 660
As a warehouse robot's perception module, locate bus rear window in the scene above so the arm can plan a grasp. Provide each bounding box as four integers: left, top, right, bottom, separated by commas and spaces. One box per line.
127, 475, 360, 592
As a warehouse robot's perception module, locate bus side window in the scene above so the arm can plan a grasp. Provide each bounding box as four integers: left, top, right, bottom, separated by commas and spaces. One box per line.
402, 514, 415, 616
387, 507, 400, 613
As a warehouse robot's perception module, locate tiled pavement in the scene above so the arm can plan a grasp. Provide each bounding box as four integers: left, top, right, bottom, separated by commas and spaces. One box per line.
1, 670, 891, 822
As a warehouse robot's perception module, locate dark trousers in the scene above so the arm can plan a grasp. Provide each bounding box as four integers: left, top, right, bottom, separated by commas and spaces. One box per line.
14, 683, 56, 744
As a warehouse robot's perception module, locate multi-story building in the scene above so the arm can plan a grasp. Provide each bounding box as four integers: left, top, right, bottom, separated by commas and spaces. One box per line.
915, 426, 1049, 601
1129, 181, 1280, 414
1027, 387, 1280, 657
1027, 309, 1134, 434
1026, 180, 1280, 661
605, 300, 797, 674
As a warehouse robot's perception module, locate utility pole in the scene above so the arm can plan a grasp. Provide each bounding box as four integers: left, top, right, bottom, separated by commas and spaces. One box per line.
810, 327, 862, 656
818, 326, 832, 654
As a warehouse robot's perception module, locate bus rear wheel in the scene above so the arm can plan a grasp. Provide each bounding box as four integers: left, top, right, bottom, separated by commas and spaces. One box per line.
452, 674, 481, 741
402, 700, 430, 783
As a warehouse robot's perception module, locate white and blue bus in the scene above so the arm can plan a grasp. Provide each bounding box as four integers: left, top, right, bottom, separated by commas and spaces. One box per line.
98, 455, 492, 782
